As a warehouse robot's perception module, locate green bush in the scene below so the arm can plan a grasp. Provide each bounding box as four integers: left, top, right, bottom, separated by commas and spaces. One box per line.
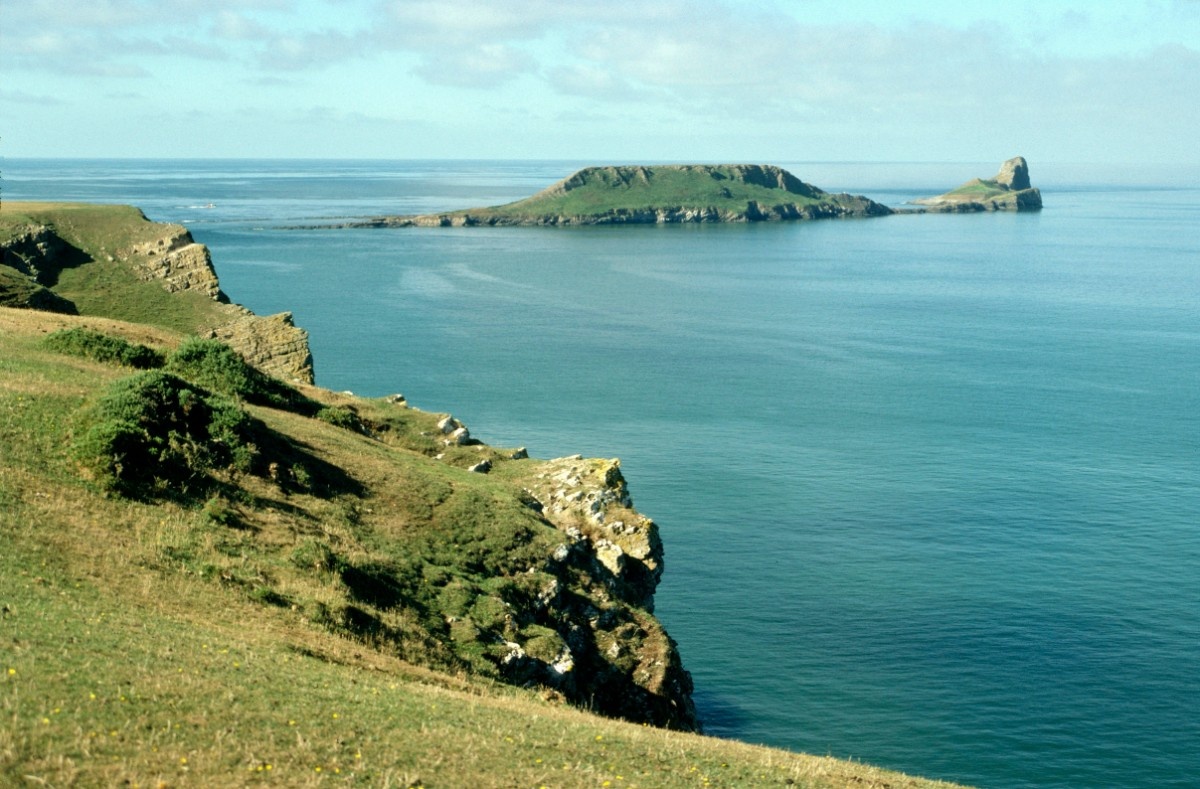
72, 370, 261, 498
316, 405, 365, 432
165, 337, 316, 414
43, 327, 164, 369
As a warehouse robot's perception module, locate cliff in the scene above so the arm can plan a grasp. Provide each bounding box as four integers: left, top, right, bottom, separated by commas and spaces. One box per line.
0, 201, 696, 730
0, 202, 314, 383
349, 164, 893, 227
911, 156, 1043, 212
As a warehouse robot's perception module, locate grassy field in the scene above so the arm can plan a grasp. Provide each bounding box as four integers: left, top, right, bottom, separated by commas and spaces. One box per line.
937, 179, 1009, 199
495, 166, 827, 215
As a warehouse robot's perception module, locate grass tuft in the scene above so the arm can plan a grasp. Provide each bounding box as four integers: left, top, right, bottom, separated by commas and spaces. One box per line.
165, 336, 318, 414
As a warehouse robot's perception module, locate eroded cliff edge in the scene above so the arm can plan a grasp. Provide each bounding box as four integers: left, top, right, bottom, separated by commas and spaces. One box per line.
0, 203, 314, 383
0, 201, 697, 731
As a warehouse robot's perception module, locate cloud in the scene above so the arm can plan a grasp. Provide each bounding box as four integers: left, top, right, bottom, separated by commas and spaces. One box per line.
411, 44, 539, 88
258, 30, 371, 71
3, 1, 1197, 161
0, 88, 66, 106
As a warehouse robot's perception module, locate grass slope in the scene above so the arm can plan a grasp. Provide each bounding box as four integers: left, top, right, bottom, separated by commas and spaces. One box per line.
0, 306, 968, 788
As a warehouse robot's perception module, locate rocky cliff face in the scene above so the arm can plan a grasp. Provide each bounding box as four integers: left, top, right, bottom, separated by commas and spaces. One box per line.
125, 225, 228, 301
399, 197, 889, 226
995, 156, 1032, 190
428, 436, 697, 729
0, 226, 83, 312
206, 310, 314, 385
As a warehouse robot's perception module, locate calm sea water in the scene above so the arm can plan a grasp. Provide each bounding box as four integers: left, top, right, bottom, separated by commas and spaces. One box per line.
5, 159, 1199, 788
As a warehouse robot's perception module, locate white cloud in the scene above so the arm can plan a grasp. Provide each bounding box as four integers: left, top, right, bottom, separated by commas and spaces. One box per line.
2, 0, 1198, 160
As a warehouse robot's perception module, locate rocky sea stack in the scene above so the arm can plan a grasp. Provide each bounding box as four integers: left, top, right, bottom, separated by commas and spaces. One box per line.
351, 164, 893, 227
912, 156, 1043, 212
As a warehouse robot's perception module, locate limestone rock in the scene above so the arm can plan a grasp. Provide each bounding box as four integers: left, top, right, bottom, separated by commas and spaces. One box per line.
127, 226, 227, 301
498, 451, 696, 729
526, 456, 664, 609
0, 225, 83, 285
995, 156, 1031, 190
208, 311, 315, 385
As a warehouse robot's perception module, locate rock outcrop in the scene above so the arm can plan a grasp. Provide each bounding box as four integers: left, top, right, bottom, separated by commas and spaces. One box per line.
511, 453, 695, 729
911, 156, 1043, 212
206, 310, 314, 385
995, 156, 1032, 190
410, 413, 696, 729
0, 227, 82, 313
126, 225, 227, 301
527, 456, 664, 610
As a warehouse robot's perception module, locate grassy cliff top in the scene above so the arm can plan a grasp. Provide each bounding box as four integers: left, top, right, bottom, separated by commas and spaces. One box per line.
0, 306, 968, 788
499, 164, 829, 214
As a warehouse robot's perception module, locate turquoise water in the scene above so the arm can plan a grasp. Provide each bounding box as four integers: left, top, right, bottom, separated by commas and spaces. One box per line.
6, 160, 1199, 788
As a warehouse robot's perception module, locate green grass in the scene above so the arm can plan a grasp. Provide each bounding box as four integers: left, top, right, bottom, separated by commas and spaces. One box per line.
499, 166, 827, 215
940, 179, 1009, 199
0, 306, 969, 788
43, 327, 165, 369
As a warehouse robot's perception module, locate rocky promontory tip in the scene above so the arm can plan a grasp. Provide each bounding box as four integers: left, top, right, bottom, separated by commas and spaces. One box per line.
911, 156, 1042, 212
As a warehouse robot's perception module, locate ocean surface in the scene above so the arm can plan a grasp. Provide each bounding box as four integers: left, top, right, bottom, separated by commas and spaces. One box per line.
4, 158, 1198, 788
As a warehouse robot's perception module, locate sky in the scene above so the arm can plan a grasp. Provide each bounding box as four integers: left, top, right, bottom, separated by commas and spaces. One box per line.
2, 0, 1199, 162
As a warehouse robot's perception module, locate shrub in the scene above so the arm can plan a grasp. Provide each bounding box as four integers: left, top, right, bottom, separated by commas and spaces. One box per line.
43, 327, 164, 369
73, 370, 261, 498
316, 405, 364, 432
165, 337, 316, 414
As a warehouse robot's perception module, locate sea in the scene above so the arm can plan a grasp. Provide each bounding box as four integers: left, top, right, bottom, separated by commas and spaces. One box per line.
3, 158, 1198, 789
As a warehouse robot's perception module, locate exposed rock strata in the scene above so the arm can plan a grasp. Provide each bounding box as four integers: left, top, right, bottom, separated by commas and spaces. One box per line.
412, 414, 696, 729
0, 227, 81, 312
206, 310, 314, 384
126, 226, 227, 301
